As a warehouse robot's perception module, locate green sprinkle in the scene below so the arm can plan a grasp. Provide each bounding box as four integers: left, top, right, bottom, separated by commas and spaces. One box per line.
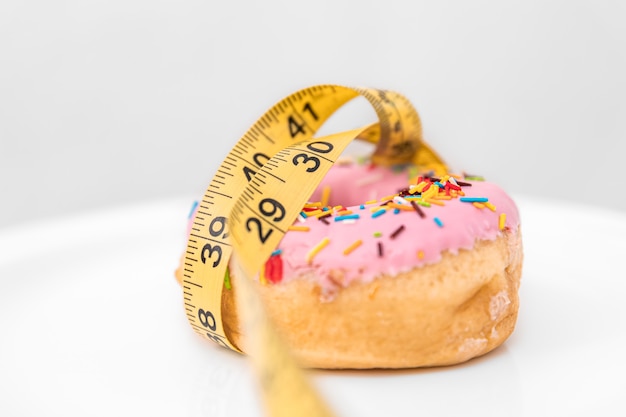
224, 267, 232, 290
373, 232, 382, 238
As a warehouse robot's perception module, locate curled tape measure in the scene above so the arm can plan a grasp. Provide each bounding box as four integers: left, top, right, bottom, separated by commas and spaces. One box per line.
181, 85, 446, 416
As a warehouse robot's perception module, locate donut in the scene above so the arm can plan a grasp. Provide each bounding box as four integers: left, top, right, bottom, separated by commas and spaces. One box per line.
177, 160, 522, 369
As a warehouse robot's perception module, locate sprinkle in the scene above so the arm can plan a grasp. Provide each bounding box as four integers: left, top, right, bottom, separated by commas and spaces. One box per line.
321, 186, 331, 208
332, 205, 343, 211
425, 199, 445, 206
417, 250, 425, 259
417, 200, 431, 208
303, 209, 322, 217
259, 264, 267, 285
299, 211, 308, 218
390, 225, 406, 239
373, 232, 382, 238
464, 175, 484, 181
499, 213, 506, 230
484, 202, 497, 212
380, 195, 397, 202
264, 254, 283, 284
334, 214, 360, 222
388, 203, 413, 211
410, 201, 426, 218
337, 209, 353, 216
224, 267, 232, 290
473, 202, 485, 209
393, 208, 400, 214
455, 180, 473, 187
460, 197, 489, 203
297, 214, 307, 223
320, 217, 330, 225
415, 181, 429, 193
288, 225, 310, 232
372, 208, 386, 218
188, 201, 199, 219
434, 181, 445, 188
377, 242, 384, 257
434, 217, 444, 227
343, 239, 363, 255
365, 199, 378, 205
359, 204, 365, 210
306, 237, 330, 264
271, 249, 282, 256
304, 202, 322, 208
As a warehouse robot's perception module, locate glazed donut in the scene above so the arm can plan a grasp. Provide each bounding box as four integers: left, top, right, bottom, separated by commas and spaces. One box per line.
177, 160, 522, 369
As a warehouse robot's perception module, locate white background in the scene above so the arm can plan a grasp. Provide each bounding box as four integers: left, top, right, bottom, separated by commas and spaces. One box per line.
1, 0, 625, 230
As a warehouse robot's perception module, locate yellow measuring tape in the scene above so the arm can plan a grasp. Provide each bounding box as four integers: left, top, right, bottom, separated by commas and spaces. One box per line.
181, 85, 447, 416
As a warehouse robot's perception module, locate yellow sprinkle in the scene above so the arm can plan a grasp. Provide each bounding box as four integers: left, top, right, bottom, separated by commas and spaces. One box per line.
417, 250, 425, 259
434, 195, 452, 200
337, 209, 353, 216
332, 205, 343, 211
485, 202, 497, 212
303, 209, 322, 217
306, 237, 331, 264
321, 186, 331, 208
379, 194, 397, 202
388, 203, 414, 211
259, 264, 268, 285
422, 187, 438, 200
343, 239, 363, 255
473, 202, 485, 209
440, 175, 450, 182
288, 225, 310, 232
425, 198, 445, 206
415, 181, 429, 193
304, 202, 322, 208
499, 213, 506, 230
364, 199, 378, 205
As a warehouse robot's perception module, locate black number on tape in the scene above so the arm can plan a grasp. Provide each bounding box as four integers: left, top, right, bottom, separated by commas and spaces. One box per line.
292, 153, 320, 173
302, 102, 318, 120
209, 216, 227, 239
259, 198, 285, 222
198, 308, 217, 331
246, 217, 273, 243
243, 152, 270, 182
307, 141, 333, 154
288, 115, 306, 138
200, 243, 223, 268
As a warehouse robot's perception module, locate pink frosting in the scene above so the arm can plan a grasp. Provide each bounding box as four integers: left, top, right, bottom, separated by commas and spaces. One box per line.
187, 162, 521, 297
271, 163, 520, 296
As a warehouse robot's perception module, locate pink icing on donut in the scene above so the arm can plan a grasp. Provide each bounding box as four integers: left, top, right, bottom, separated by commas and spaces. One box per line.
187, 162, 520, 297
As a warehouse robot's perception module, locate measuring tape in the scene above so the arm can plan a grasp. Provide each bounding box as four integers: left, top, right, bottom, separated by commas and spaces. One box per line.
181, 85, 447, 416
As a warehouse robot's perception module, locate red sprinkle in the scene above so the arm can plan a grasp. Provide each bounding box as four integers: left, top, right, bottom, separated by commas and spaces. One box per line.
264, 255, 283, 284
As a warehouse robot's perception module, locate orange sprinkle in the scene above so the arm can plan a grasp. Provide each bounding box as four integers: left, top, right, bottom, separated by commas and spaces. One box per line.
417, 250, 425, 259
425, 198, 445, 206
306, 237, 330, 264
343, 239, 363, 255
288, 225, 310, 232
485, 202, 497, 212
387, 203, 414, 211
321, 186, 331, 208
499, 213, 506, 230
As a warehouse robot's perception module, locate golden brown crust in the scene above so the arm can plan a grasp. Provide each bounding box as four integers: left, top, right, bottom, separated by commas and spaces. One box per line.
222, 228, 522, 369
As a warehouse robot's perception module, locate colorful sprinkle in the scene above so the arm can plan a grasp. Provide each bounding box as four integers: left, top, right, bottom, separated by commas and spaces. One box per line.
373, 232, 382, 238
306, 237, 330, 264
271, 249, 283, 256
372, 208, 386, 218
304, 202, 322, 208
434, 217, 444, 227
288, 225, 310, 232
417, 250, 425, 260
321, 186, 331, 208
320, 217, 330, 225
499, 213, 506, 230
334, 214, 360, 222
390, 225, 406, 239
460, 197, 488, 203
410, 201, 426, 218
359, 204, 365, 210
343, 239, 363, 255
393, 208, 400, 214
377, 242, 384, 257
473, 202, 486, 209
485, 202, 497, 212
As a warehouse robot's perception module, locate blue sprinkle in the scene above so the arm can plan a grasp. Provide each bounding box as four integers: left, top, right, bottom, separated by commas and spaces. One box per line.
434, 217, 444, 227
334, 214, 360, 222
322, 207, 329, 211
359, 204, 365, 210
394, 208, 400, 214
371, 209, 386, 218
434, 181, 445, 188
300, 211, 308, 218
271, 249, 282, 256
460, 197, 488, 203
188, 201, 199, 218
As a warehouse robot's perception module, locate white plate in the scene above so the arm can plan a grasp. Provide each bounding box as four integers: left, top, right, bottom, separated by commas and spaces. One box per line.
1, 197, 625, 416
